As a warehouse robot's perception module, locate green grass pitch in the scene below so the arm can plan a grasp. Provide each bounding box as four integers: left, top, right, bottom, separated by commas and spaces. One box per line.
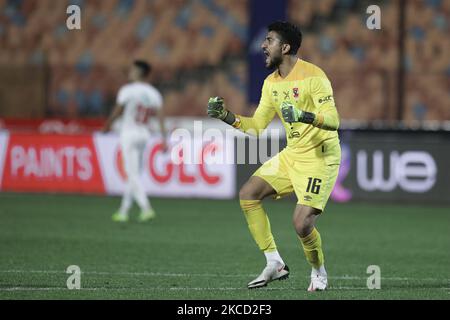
0, 193, 448, 300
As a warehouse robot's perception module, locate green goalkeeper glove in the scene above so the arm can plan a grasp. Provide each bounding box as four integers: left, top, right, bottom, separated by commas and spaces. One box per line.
280, 101, 315, 124
207, 97, 228, 120
207, 96, 236, 125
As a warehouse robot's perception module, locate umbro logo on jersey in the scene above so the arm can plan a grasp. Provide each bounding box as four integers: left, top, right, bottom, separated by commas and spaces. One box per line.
304, 195, 312, 201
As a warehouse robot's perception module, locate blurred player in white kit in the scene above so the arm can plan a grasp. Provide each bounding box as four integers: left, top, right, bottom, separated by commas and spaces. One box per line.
103, 60, 167, 222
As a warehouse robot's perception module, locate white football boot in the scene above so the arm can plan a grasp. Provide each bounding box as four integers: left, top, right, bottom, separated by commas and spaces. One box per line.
247, 263, 290, 289
307, 268, 328, 291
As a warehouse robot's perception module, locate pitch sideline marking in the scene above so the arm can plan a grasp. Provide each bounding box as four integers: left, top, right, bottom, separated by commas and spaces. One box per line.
0, 269, 448, 282
2, 286, 449, 292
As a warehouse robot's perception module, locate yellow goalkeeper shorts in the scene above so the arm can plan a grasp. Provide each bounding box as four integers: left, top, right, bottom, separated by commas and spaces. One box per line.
253, 142, 341, 211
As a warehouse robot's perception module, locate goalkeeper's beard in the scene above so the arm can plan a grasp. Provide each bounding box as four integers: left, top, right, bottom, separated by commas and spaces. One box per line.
266, 54, 283, 70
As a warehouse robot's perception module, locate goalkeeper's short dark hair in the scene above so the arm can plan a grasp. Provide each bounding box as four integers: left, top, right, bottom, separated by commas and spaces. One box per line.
134, 60, 152, 77
268, 21, 303, 55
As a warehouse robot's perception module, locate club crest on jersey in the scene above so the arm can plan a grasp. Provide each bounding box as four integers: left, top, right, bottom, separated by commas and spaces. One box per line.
293, 88, 299, 99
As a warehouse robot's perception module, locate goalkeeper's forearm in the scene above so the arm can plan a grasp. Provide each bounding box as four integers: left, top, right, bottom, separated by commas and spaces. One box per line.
220, 112, 269, 135
220, 110, 237, 127
301, 107, 340, 131
208, 97, 269, 134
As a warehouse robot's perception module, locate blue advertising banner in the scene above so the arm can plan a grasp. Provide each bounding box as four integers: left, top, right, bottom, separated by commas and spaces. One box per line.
248, 0, 287, 105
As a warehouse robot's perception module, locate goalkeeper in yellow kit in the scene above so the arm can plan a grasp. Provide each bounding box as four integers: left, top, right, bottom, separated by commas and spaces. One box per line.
207, 21, 341, 291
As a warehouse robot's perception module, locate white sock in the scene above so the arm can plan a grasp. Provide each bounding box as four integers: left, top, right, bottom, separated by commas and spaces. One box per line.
119, 184, 133, 216
128, 176, 151, 212
264, 251, 285, 266
312, 265, 327, 277
135, 188, 151, 212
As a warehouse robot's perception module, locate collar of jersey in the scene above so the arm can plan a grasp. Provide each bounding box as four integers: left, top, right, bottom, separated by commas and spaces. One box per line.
272, 58, 302, 82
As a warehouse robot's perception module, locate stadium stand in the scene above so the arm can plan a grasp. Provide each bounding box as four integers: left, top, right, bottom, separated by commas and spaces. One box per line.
289, 0, 449, 125
0, 0, 448, 125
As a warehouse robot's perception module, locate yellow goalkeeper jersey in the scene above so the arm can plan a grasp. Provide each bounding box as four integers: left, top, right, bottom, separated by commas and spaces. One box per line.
237, 59, 340, 157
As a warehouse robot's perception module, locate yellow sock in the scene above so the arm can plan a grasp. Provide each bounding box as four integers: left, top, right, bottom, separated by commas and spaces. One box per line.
240, 200, 277, 253
299, 228, 324, 269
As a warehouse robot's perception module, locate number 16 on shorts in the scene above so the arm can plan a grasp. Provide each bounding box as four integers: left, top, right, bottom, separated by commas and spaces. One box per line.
306, 177, 322, 194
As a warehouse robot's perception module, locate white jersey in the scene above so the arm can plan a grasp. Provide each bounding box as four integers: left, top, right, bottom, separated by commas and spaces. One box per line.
117, 81, 163, 136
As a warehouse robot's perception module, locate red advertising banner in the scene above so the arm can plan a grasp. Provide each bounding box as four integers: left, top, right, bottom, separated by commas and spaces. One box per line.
0, 132, 236, 199
1, 134, 105, 194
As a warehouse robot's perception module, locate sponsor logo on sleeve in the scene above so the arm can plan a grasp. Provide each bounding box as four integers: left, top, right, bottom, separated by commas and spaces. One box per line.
318, 95, 333, 104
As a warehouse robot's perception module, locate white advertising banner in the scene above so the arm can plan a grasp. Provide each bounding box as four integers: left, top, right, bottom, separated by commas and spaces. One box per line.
93, 133, 236, 199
